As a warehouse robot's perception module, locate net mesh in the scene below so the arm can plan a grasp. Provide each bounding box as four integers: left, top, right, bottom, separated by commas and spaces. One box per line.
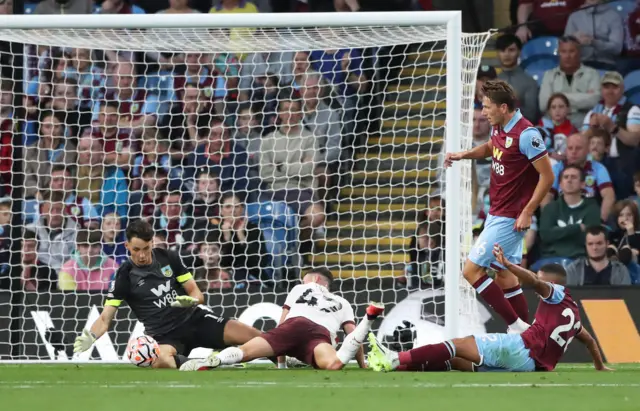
0, 23, 491, 361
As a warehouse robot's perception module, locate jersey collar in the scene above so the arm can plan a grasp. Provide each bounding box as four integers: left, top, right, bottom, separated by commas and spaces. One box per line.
503, 109, 522, 133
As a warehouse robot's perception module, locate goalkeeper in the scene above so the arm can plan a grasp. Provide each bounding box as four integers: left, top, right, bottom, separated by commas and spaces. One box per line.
73, 219, 261, 369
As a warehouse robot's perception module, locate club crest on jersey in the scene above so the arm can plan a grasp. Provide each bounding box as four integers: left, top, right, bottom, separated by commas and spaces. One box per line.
505, 137, 513, 148
108, 280, 115, 293
161, 265, 173, 278
585, 175, 595, 187
131, 103, 140, 113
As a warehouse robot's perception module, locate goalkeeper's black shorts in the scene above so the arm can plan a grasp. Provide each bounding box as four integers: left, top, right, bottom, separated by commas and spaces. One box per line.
153, 306, 229, 355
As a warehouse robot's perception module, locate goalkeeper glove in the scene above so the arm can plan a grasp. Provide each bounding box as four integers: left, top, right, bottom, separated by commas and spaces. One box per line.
74, 329, 96, 353
170, 295, 199, 308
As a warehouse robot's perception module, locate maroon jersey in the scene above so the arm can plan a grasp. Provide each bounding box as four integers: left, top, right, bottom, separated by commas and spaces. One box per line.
489, 110, 547, 219
173, 67, 215, 101
89, 127, 132, 154
103, 88, 149, 120
521, 285, 581, 371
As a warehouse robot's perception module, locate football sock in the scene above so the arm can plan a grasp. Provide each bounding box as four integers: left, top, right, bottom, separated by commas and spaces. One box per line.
336, 318, 372, 365
472, 274, 519, 325
216, 346, 244, 365
503, 285, 529, 322
398, 341, 455, 367
172, 354, 189, 368
397, 360, 451, 372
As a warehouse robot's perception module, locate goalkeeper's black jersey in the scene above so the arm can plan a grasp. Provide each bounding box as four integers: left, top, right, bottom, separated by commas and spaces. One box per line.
105, 248, 196, 336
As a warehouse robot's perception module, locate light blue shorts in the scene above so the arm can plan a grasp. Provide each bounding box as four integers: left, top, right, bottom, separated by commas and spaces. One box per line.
469, 214, 524, 270
474, 333, 536, 372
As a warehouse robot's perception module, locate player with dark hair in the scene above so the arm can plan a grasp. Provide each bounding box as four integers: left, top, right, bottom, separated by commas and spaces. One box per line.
444, 79, 555, 333
179, 268, 384, 371
73, 219, 262, 369
368, 244, 611, 373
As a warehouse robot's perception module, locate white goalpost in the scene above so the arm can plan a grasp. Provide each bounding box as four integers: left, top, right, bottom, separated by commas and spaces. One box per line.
0, 12, 491, 362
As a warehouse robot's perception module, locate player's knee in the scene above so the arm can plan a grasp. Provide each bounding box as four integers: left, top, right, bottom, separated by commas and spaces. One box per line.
152, 354, 175, 369
323, 360, 345, 371
462, 259, 485, 283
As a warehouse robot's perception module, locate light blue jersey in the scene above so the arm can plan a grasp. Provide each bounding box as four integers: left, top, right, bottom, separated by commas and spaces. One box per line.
474, 333, 536, 372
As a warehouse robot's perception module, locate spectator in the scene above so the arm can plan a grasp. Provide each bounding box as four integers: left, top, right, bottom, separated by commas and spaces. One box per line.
101, 212, 128, 265
195, 238, 231, 291
183, 116, 254, 198
49, 79, 92, 139
26, 190, 78, 272
633, 171, 640, 209
582, 71, 640, 173
607, 199, 640, 284
566, 225, 631, 285
88, 100, 133, 167
259, 89, 325, 230
131, 127, 174, 183
234, 102, 261, 163
496, 34, 539, 122
98, 0, 146, 14
516, 0, 582, 42
0, 80, 12, 196
65, 48, 105, 112
24, 111, 77, 199
209, 0, 258, 44
75, 135, 129, 218
622, 0, 640, 73
93, 60, 159, 136
172, 53, 216, 109
543, 133, 615, 220
218, 193, 267, 285
534, 165, 600, 270
564, 0, 623, 70
300, 71, 342, 203
152, 191, 196, 250
539, 36, 601, 127
167, 84, 216, 150
129, 166, 169, 221
188, 168, 221, 227
239, 52, 295, 103
158, 0, 200, 13
0, 197, 11, 279
538, 93, 577, 162
470, 108, 491, 214
20, 230, 56, 291
58, 230, 118, 291
35, 0, 93, 14
292, 51, 310, 90
474, 65, 497, 110
407, 220, 444, 290
585, 127, 634, 200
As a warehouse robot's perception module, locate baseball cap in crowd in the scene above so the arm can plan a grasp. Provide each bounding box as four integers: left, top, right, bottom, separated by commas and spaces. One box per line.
477, 65, 497, 80
601, 71, 623, 86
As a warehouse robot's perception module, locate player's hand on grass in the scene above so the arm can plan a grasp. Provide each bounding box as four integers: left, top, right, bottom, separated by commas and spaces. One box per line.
170, 295, 200, 308
73, 329, 96, 353
443, 152, 464, 168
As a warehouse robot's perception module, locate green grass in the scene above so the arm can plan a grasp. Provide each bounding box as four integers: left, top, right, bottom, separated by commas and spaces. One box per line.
1, 364, 639, 411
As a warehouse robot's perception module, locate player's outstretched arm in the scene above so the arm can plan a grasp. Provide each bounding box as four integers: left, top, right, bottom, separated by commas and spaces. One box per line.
171, 278, 205, 307
493, 244, 552, 298
342, 322, 366, 368
74, 305, 118, 353
444, 141, 492, 168
575, 327, 613, 371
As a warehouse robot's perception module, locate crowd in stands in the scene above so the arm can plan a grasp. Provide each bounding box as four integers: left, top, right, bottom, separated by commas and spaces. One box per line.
0, 0, 430, 293
469, 0, 640, 287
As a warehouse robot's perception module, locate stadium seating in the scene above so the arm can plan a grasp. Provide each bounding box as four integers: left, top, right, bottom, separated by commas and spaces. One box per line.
611, 0, 636, 19
624, 70, 640, 105
24, 3, 36, 14
524, 58, 558, 86
245, 201, 300, 282
520, 36, 558, 70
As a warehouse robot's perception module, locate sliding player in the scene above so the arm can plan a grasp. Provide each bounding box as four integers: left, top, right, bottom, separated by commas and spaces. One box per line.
367, 244, 611, 373
73, 219, 261, 369
444, 79, 555, 332
180, 268, 384, 371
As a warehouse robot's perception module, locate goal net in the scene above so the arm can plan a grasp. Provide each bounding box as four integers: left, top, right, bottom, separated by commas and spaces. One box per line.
0, 12, 491, 362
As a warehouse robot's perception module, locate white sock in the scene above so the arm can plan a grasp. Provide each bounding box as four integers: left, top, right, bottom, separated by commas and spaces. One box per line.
216, 347, 244, 365
336, 318, 372, 365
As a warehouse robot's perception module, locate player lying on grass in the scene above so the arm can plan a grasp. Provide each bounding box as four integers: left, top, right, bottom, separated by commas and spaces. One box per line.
368, 244, 611, 373
179, 268, 384, 371
73, 219, 263, 369
445, 79, 555, 333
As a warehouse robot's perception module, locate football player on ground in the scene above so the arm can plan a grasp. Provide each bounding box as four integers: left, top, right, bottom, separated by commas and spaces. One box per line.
179, 268, 384, 371
73, 219, 262, 369
445, 79, 555, 333
367, 244, 612, 373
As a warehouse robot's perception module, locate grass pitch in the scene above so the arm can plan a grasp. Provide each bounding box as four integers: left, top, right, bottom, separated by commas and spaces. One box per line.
1, 364, 639, 411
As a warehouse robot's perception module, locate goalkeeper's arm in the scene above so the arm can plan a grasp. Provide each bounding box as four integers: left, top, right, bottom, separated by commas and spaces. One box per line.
74, 305, 118, 353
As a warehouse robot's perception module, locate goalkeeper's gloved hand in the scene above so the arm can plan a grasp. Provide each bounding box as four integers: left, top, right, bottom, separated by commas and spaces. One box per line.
170, 295, 199, 308
74, 329, 96, 353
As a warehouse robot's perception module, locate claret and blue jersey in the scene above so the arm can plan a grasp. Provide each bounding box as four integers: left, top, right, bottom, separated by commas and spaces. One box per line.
470, 109, 548, 269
